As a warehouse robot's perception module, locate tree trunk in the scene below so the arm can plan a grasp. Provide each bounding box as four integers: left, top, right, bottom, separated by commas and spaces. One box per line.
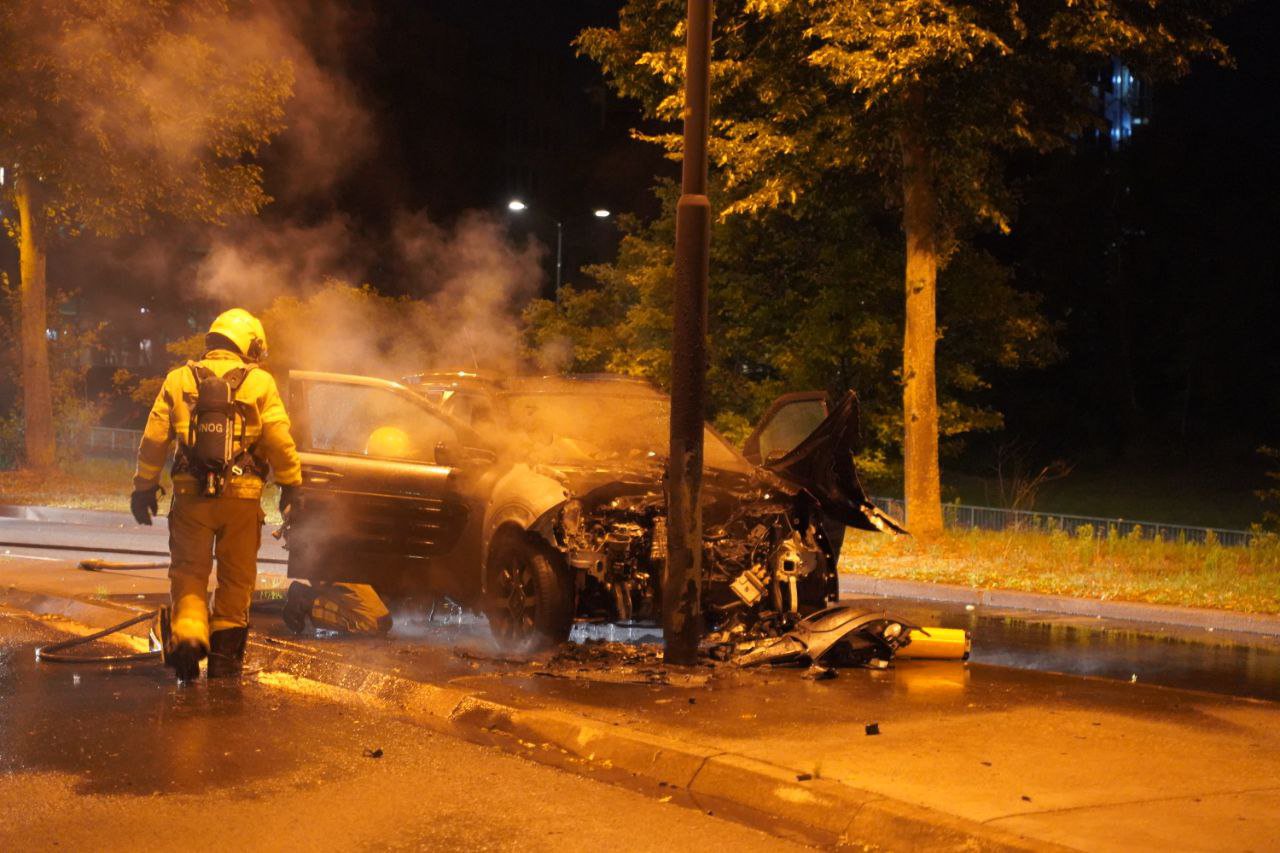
15, 175, 56, 471
898, 93, 944, 537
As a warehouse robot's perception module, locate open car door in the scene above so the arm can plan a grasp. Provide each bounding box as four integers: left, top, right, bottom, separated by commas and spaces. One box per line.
285, 371, 482, 596
744, 389, 906, 535
742, 391, 832, 466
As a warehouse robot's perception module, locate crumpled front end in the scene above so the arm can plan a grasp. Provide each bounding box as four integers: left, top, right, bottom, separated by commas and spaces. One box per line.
551, 475, 841, 635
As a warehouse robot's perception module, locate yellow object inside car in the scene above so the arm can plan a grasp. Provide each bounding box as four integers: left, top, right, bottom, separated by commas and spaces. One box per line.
365, 425, 415, 459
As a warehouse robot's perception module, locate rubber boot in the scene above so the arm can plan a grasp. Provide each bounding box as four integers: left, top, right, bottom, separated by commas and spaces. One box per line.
206, 627, 249, 678
168, 639, 206, 683
282, 582, 317, 634
155, 606, 205, 682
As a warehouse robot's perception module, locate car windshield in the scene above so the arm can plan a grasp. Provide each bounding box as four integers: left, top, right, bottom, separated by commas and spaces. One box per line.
498, 391, 753, 474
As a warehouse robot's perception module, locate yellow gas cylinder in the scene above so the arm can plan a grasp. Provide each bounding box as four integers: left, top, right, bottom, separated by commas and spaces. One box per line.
897, 626, 971, 660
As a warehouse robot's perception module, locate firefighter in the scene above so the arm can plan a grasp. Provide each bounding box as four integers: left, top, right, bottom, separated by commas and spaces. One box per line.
130, 308, 302, 681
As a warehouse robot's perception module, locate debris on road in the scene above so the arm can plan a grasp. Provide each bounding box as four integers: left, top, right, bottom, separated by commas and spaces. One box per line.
865, 723, 880, 736
363, 747, 384, 759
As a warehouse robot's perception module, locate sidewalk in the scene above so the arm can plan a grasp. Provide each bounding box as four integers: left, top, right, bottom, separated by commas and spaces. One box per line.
2, 552, 1277, 851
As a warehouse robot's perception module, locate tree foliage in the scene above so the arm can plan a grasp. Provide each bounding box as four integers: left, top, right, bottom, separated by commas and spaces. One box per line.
525, 182, 1057, 478
579, 0, 1227, 235
0, 0, 294, 236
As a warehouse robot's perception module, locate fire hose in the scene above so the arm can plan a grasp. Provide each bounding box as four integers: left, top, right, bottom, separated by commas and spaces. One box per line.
34, 608, 163, 665
33, 554, 286, 666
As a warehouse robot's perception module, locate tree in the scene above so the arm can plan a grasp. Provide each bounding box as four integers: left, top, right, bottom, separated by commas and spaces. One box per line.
0, 0, 293, 469
578, 0, 1227, 535
0, 277, 105, 468
525, 180, 1056, 476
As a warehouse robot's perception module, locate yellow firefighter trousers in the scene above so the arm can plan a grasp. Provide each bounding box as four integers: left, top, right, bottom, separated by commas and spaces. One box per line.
168, 494, 264, 648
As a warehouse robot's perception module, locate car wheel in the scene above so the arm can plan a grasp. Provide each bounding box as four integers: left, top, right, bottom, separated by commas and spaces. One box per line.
486, 534, 573, 650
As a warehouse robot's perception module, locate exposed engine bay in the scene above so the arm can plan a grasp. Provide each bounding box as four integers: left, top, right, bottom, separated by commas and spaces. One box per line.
555, 480, 839, 640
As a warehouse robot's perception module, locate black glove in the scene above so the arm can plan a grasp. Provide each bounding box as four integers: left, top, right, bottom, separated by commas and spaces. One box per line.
278, 484, 299, 516
131, 486, 160, 526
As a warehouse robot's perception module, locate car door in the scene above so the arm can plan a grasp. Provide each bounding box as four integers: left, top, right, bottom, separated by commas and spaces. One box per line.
741, 391, 831, 466
285, 370, 481, 595
743, 389, 905, 538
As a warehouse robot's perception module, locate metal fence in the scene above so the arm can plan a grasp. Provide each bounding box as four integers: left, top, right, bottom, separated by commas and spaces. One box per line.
869, 496, 1255, 548
86, 426, 143, 457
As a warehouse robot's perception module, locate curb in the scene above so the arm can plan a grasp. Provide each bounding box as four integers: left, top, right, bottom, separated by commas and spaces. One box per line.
2, 586, 1065, 852
840, 574, 1280, 637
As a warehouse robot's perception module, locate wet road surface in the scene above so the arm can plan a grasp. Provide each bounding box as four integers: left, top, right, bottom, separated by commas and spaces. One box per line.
7, 512, 1279, 702
3, 521, 1280, 850
0, 612, 806, 852
848, 596, 1280, 703
318, 612, 1280, 851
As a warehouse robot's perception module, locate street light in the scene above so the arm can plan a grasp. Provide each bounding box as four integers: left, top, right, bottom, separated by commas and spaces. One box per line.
505, 201, 612, 297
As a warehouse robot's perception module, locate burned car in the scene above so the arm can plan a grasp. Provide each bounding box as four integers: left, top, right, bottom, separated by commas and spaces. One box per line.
284, 370, 903, 649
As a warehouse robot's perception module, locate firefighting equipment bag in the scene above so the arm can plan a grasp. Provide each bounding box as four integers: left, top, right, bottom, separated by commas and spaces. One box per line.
184, 363, 255, 496
283, 581, 393, 635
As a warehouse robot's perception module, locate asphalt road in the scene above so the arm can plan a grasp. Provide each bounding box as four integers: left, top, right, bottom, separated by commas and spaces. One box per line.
3, 514, 1280, 850
0, 612, 807, 852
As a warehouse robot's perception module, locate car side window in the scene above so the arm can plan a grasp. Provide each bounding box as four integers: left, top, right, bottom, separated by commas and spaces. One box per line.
302, 382, 457, 465
757, 399, 828, 462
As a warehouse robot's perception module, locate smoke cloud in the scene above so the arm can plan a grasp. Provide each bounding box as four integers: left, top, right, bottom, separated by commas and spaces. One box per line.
191, 211, 546, 379
45, 1, 555, 383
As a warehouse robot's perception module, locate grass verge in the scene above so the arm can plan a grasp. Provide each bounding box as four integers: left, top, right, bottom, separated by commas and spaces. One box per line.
841, 526, 1280, 615
0, 457, 282, 523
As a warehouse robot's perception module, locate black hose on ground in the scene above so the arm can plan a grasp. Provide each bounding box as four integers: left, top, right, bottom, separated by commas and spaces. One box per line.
78, 558, 169, 571
33, 556, 285, 664
34, 609, 162, 665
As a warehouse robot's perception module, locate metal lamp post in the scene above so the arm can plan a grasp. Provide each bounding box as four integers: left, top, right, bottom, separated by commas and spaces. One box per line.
507, 200, 610, 298
663, 0, 713, 665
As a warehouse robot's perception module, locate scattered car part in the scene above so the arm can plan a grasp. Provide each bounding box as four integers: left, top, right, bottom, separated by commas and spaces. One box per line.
732, 605, 915, 668
729, 604, 969, 668
895, 626, 971, 661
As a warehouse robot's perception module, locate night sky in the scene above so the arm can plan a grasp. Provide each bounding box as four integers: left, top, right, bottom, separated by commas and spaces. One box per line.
267, 2, 667, 245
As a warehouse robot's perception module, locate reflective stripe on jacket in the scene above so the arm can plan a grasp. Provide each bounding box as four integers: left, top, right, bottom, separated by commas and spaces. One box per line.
133, 349, 302, 497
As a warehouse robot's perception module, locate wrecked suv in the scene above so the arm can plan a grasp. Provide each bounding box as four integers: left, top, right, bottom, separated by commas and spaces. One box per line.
284, 371, 901, 648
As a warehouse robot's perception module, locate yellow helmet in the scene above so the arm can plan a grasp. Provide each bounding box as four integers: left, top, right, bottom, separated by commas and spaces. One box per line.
208, 308, 267, 361
365, 426, 414, 459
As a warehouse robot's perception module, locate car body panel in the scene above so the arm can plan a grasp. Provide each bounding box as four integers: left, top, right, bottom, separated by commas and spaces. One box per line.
286, 371, 483, 599
287, 369, 899, 642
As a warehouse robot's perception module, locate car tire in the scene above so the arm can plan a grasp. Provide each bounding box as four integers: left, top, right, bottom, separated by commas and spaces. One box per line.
485, 533, 573, 650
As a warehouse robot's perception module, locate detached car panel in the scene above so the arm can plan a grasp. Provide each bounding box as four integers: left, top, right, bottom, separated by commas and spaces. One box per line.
285, 370, 901, 648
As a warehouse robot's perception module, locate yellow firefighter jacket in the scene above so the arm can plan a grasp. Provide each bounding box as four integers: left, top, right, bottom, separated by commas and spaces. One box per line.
133, 350, 303, 498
